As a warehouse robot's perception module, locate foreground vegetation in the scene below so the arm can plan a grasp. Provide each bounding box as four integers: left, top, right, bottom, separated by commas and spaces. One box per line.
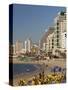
18, 71, 66, 86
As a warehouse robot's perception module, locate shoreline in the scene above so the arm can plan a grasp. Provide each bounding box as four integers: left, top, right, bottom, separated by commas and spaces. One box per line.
11, 58, 66, 85
13, 62, 45, 86
13, 63, 43, 78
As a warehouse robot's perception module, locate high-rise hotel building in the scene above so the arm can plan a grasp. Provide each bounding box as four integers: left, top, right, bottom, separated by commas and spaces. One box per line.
53, 11, 66, 54
40, 11, 66, 56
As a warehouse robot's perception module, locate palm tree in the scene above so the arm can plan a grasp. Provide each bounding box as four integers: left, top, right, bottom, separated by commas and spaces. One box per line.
40, 70, 45, 84
39, 73, 42, 80
33, 75, 39, 85
18, 80, 25, 86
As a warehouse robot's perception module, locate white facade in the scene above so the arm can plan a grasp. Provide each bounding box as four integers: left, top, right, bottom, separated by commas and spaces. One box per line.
28, 39, 31, 52
53, 11, 66, 54
25, 39, 32, 53
13, 44, 16, 55
25, 40, 27, 52
46, 33, 54, 53
42, 43, 46, 51
61, 32, 66, 49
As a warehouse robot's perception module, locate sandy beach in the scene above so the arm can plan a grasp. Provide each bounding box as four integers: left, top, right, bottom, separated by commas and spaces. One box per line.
12, 58, 66, 86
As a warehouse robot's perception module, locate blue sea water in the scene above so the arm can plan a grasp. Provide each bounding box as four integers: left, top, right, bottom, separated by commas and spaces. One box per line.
13, 64, 40, 75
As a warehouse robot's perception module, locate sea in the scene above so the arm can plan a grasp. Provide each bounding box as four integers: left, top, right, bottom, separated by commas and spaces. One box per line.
13, 64, 41, 76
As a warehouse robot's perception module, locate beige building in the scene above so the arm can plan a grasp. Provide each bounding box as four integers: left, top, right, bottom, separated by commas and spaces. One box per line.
41, 11, 66, 57
46, 32, 54, 53
61, 32, 66, 49
41, 26, 54, 53
31, 44, 39, 54
15, 40, 23, 55
53, 11, 66, 55
42, 42, 46, 51
20, 48, 26, 54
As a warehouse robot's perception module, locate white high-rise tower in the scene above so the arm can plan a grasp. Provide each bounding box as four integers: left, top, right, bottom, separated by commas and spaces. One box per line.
25, 38, 32, 53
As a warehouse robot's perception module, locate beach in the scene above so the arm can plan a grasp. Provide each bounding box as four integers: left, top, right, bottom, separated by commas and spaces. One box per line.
12, 58, 66, 86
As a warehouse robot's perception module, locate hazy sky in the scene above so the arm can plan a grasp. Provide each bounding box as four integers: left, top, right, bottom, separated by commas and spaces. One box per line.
13, 4, 66, 43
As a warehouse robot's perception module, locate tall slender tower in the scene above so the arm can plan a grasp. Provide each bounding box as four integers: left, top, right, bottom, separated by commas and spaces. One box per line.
25, 40, 27, 52
25, 38, 32, 53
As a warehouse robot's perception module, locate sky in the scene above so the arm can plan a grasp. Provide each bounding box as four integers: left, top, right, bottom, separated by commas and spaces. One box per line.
13, 4, 66, 44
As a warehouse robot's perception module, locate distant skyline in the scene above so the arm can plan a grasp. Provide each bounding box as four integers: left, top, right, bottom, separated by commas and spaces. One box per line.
13, 4, 66, 44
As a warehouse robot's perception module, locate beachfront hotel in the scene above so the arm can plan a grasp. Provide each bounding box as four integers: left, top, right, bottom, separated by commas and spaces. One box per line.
40, 11, 66, 57
53, 11, 66, 56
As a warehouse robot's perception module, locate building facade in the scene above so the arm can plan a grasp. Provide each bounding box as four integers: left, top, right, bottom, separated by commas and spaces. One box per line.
40, 11, 66, 57
25, 38, 32, 53
15, 40, 23, 54
46, 32, 54, 53
53, 11, 66, 55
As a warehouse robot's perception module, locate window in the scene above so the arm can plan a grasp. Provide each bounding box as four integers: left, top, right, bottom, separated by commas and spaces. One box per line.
52, 46, 54, 48
57, 39, 59, 42
57, 30, 59, 33
65, 34, 67, 37
57, 22, 59, 25
57, 35, 59, 38
52, 39, 54, 42
57, 26, 59, 30
60, 12, 65, 16
57, 42, 59, 46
